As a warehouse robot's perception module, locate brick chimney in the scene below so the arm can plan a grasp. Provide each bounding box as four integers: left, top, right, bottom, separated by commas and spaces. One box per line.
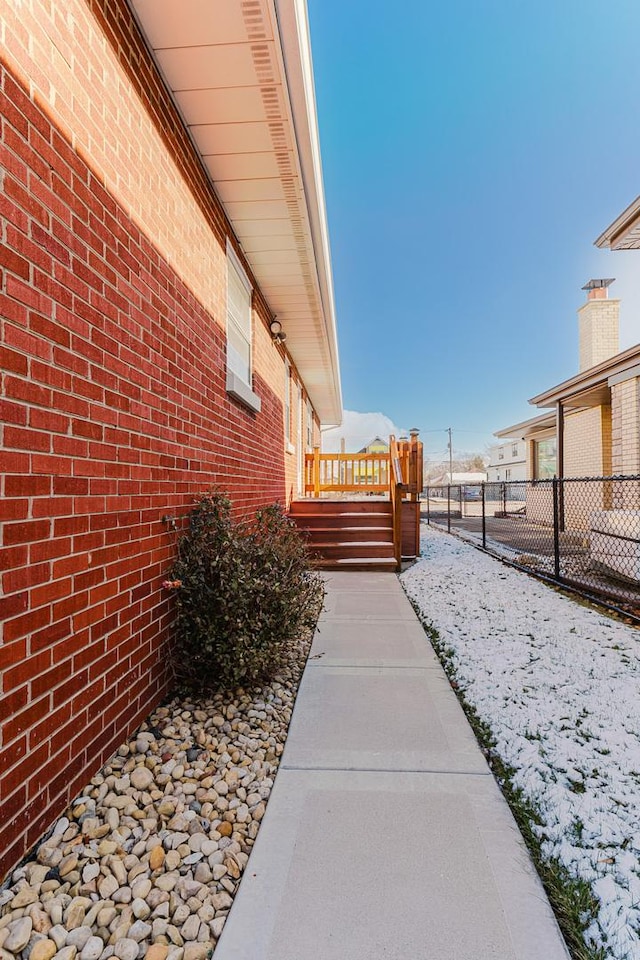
578, 279, 619, 372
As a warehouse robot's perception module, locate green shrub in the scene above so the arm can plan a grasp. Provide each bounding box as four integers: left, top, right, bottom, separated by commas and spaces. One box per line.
165, 492, 324, 691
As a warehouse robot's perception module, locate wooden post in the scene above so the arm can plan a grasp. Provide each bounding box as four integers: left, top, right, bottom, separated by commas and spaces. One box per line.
409, 427, 421, 498
313, 445, 320, 498
408, 429, 422, 556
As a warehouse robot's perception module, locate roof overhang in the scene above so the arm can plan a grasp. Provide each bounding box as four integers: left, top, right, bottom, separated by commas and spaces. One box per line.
495, 413, 555, 441
595, 195, 640, 250
529, 344, 640, 409
128, 0, 342, 425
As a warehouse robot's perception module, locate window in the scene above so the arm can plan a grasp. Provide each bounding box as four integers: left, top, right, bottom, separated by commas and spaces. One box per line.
535, 438, 557, 479
512, 443, 519, 458
505, 468, 511, 481
498, 449, 504, 460
226, 243, 261, 412
284, 361, 292, 447
307, 400, 313, 449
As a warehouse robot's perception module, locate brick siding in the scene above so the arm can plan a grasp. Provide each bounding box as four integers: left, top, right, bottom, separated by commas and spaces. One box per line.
0, 3, 317, 878
611, 377, 640, 477
563, 407, 608, 478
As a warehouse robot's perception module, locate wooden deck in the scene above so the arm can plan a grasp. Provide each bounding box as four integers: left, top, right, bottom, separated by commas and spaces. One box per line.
290, 433, 423, 570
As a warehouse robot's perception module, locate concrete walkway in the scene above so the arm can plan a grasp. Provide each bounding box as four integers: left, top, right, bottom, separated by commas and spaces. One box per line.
214, 572, 570, 960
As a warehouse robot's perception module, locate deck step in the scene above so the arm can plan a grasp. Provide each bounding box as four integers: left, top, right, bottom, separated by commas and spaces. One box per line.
289, 500, 391, 516
303, 527, 393, 545
290, 499, 397, 569
309, 542, 395, 559
314, 557, 398, 572
291, 513, 392, 528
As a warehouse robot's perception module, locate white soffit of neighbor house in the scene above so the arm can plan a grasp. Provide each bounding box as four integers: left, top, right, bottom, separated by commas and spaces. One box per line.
128, 0, 342, 425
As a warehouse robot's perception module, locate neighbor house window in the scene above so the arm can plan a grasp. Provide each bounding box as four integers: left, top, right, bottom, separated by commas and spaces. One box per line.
512, 443, 518, 457
498, 449, 504, 460
535, 438, 557, 479
226, 242, 260, 412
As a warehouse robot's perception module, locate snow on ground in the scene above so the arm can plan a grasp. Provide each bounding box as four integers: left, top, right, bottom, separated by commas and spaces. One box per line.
401, 525, 640, 960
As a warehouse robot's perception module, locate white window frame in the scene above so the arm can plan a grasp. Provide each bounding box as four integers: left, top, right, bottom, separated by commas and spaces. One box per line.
226, 241, 261, 413
285, 360, 294, 453
296, 384, 303, 493
307, 400, 313, 449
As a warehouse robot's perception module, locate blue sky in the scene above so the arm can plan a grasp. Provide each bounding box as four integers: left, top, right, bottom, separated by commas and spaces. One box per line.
307, 0, 640, 459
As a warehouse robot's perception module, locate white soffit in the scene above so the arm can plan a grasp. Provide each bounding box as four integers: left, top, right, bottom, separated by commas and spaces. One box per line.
128, 0, 342, 425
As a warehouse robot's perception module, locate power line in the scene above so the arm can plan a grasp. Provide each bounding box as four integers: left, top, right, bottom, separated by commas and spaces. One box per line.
413, 426, 495, 436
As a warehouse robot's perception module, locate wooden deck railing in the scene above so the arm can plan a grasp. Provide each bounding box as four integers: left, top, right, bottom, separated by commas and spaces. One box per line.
303, 430, 424, 569
304, 451, 391, 495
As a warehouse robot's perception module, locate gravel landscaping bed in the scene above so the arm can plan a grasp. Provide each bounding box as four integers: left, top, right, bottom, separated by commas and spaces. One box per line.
0, 627, 314, 960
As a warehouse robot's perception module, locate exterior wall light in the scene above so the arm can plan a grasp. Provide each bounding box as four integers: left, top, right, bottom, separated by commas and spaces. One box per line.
270, 318, 287, 343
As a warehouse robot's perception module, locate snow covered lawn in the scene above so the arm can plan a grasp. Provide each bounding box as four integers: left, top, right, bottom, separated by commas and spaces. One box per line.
401, 525, 640, 960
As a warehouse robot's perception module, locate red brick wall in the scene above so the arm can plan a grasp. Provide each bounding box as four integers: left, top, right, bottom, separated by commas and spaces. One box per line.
0, 61, 286, 880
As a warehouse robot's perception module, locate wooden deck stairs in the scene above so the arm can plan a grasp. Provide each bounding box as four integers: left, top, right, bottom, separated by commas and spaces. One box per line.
288, 432, 424, 572
289, 499, 397, 571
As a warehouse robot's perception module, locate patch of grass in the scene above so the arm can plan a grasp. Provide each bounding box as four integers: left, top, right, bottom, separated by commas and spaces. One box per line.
408, 599, 606, 960
571, 818, 585, 842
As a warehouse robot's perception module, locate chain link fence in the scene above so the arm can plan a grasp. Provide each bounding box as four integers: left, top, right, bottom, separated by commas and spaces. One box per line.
423, 477, 640, 618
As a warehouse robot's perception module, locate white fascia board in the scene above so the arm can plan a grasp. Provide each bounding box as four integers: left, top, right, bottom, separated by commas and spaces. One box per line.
271, 0, 342, 425
608, 363, 640, 387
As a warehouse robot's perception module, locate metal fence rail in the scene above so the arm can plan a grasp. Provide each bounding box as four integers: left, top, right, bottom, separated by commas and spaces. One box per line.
423, 476, 640, 617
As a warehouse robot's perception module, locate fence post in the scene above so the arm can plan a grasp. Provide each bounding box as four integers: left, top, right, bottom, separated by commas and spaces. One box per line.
502, 482, 507, 517
552, 476, 561, 581
482, 482, 486, 549
447, 485, 451, 533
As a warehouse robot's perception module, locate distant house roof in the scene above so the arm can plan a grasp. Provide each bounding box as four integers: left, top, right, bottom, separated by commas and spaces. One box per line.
452, 472, 486, 483
432, 471, 487, 485
358, 436, 389, 453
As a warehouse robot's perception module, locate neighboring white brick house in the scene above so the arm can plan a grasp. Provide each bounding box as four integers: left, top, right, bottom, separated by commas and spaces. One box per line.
486, 440, 527, 482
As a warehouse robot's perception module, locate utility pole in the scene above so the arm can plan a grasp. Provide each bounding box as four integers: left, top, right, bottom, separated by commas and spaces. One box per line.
448, 427, 453, 482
